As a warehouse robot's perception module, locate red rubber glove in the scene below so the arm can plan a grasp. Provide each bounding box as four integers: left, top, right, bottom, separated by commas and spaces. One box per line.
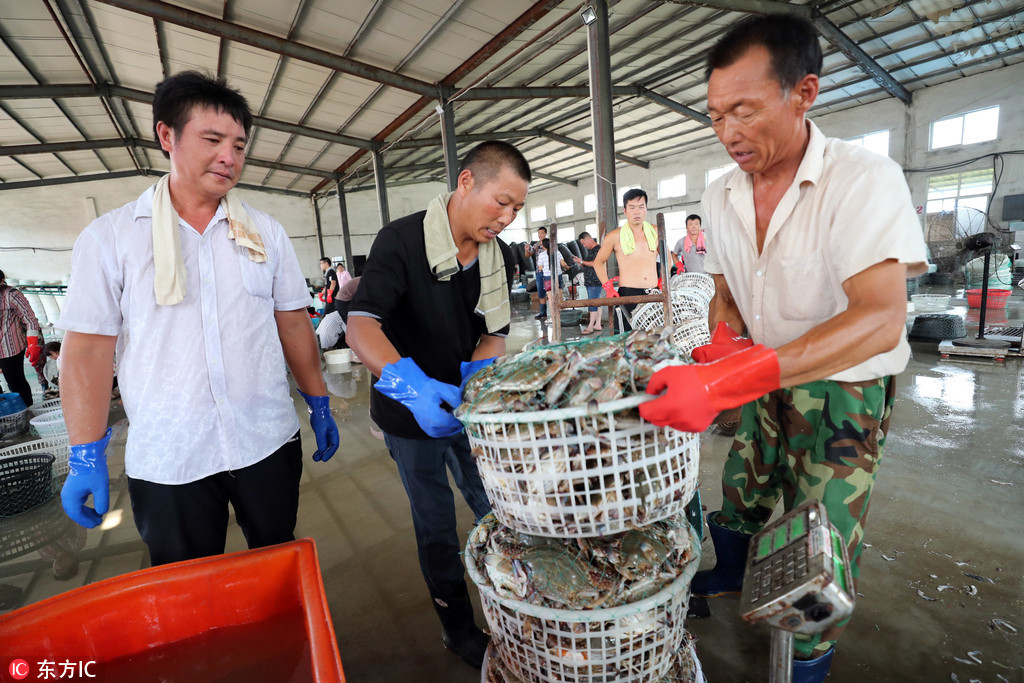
25, 331, 41, 365
602, 280, 619, 298
691, 322, 754, 363
640, 345, 780, 432
657, 278, 663, 289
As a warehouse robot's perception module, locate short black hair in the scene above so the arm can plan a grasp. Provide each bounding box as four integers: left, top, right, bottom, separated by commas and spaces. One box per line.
686, 214, 701, 223
42, 341, 62, 357
537, 227, 547, 235
705, 15, 822, 91
459, 140, 532, 185
320, 257, 331, 266
623, 188, 648, 207
152, 71, 253, 159
578, 231, 592, 241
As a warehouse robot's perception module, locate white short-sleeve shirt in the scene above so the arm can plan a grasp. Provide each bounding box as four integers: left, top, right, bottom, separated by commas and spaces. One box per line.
702, 120, 928, 382
57, 184, 309, 484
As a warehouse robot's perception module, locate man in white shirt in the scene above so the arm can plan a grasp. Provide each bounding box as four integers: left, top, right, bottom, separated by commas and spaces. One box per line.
640, 16, 926, 682
58, 71, 339, 565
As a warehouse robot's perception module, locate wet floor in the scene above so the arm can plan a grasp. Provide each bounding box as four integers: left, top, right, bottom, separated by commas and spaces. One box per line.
1, 286, 1022, 682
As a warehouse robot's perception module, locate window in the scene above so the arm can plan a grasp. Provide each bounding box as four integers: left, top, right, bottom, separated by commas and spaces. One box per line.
930, 106, 999, 150
583, 193, 597, 213
658, 174, 686, 199
926, 169, 993, 215
846, 129, 890, 157
584, 223, 598, 237
529, 205, 547, 223
706, 163, 737, 186
555, 199, 574, 218
501, 212, 528, 243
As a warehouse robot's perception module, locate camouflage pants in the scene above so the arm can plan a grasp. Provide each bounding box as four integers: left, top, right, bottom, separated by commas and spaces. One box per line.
715, 376, 895, 658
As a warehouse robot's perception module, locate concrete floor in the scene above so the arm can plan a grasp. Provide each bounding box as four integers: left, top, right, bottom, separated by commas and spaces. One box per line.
1, 285, 1022, 682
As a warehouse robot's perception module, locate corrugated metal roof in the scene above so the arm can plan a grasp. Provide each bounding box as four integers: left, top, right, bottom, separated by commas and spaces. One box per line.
0, 0, 1020, 196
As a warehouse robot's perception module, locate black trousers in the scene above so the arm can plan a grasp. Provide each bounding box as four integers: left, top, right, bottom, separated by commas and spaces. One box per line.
616, 286, 660, 332
128, 432, 303, 566
0, 351, 32, 408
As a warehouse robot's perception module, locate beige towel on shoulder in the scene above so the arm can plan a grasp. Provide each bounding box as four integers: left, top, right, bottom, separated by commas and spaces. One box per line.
423, 193, 510, 334
151, 174, 267, 305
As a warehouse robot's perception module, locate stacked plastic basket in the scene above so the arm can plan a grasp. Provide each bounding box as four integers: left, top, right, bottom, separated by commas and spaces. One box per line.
0, 397, 67, 517
461, 357, 704, 681
630, 274, 715, 357
0, 393, 30, 440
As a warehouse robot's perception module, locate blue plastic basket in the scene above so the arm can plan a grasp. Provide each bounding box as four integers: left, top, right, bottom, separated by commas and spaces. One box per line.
0, 393, 27, 417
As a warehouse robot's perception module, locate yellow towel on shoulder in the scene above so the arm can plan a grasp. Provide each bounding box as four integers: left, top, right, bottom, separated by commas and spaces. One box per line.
423, 193, 510, 334
619, 221, 658, 256
151, 174, 267, 306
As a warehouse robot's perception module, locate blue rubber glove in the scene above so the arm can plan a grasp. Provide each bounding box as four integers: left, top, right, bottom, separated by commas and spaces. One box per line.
375, 357, 464, 438
60, 428, 112, 529
298, 389, 340, 462
459, 357, 498, 393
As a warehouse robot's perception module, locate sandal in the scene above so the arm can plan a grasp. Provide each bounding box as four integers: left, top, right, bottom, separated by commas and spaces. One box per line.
580, 327, 594, 335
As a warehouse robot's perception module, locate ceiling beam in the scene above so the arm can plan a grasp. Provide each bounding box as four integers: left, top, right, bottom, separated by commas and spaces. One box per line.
385, 129, 541, 151
92, 0, 437, 97
533, 171, 578, 186
454, 85, 640, 100
0, 169, 309, 197
659, 0, 911, 104
0, 84, 376, 150
638, 87, 711, 126
539, 130, 649, 169
0, 138, 339, 180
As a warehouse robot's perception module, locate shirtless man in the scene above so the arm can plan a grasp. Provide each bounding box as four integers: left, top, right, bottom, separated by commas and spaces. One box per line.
593, 188, 660, 329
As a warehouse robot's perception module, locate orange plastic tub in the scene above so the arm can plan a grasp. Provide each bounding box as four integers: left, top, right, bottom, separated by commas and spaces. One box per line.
0, 539, 344, 682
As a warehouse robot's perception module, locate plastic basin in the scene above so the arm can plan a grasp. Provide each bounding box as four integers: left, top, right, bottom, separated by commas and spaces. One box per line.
0, 539, 344, 682
966, 288, 1011, 309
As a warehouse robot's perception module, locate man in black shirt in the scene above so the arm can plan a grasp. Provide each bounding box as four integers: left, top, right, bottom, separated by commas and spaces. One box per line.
347, 141, 530, 669
573, 231, 604, 334
319, 257, 339, 315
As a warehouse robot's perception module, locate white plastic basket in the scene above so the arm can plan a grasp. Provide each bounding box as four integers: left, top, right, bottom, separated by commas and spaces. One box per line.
910, 294, 950, 313
630, 303, 711, 358
0, 409, 30, 439
29, 408, 67, 439
669, 272, 715, 308
462, 395, 700, 539
467, 525, 700, 683
28, 397, 62, 418
0, 435, 71, 481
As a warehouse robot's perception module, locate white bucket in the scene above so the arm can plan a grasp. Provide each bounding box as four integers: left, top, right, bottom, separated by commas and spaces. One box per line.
324, 349, 351, 373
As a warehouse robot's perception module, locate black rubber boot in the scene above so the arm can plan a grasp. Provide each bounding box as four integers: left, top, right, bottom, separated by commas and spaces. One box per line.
691, 511, 752, 598
433, 588, 490, 669
792, 647, 835, 683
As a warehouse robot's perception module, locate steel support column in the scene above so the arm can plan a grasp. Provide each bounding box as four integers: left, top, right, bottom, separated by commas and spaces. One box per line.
438, 97, 459, 191
585, 0, 618, 241
313, 196, 325, 258
336, 183, 355, 273
372, 150, 390, 228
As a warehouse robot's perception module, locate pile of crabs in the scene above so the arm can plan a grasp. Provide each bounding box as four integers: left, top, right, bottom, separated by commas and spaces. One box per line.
460, 329, 704, 682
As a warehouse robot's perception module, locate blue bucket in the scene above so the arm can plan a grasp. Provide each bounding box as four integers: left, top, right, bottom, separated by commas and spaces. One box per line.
0, 393, 27, 417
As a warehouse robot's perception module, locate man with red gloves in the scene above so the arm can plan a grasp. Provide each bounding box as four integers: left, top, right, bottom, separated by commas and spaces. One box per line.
0, 269, 42, 409
57, 71, 338, 564
347, 141, 529, 669
639, 15, 926, 683
593, 188, 662, 331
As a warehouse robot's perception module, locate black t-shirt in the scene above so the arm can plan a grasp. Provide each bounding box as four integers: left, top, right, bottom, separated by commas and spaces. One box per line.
581, 244, 601, 287
350, 211, 514, 439
324, 268, 340, 297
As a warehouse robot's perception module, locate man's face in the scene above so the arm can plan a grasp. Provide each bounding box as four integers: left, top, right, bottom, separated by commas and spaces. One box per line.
624, 197, 647, 227
320, 261, 329, 272
707, 45, 813, 175
462, 166, 529, 243
538, 229, 547, 241
581, 236, 597, 249
686, 219, 701, 237
158, 105, 246, 203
